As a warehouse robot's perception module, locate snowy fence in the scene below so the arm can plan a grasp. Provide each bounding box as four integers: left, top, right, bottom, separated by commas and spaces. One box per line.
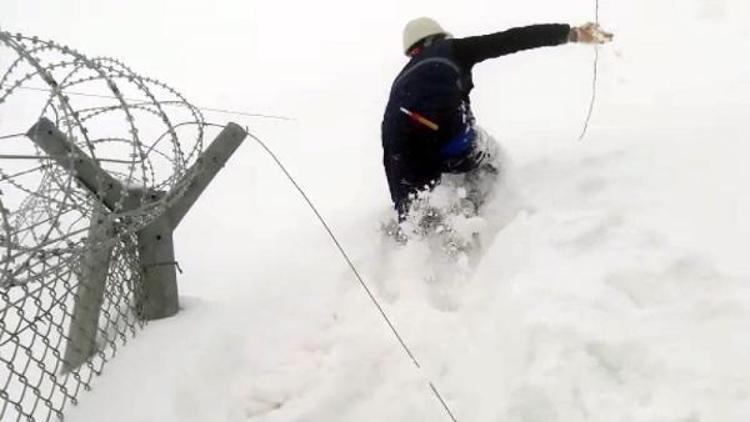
0, 31, 246, 421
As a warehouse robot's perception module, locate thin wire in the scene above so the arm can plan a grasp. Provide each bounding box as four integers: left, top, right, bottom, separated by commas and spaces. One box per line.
0, 133, 27, 141
248, 130, 459, 422
16, 86, 294, 122
198, 106, 293, 122
0, 154, 138, 164
578, 0, 600, 142
596, 0, 600, 23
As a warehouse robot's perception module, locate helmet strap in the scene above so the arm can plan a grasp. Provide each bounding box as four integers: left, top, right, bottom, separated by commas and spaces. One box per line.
408, 34, 446, 57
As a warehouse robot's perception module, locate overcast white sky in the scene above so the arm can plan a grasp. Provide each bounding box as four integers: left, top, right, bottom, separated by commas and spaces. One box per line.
2, 0, 598, 116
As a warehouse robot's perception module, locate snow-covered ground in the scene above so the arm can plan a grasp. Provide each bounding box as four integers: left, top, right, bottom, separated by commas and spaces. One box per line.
5, 0, 750, 420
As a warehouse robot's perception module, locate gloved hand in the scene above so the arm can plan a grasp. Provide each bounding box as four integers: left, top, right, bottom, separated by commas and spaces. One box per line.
569, 23, 614, 44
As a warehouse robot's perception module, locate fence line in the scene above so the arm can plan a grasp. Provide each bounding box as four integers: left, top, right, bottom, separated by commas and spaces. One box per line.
1, 30, 246, 421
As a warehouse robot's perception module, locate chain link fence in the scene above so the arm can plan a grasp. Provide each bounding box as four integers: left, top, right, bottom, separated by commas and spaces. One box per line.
0, 29, 240, 421
0, 232, 143, 421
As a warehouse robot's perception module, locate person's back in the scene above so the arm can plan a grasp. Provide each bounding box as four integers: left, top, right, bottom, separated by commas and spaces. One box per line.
382, 36, 471, 217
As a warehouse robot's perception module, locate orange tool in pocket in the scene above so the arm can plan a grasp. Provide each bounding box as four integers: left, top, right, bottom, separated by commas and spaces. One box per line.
400, 107, 439, 131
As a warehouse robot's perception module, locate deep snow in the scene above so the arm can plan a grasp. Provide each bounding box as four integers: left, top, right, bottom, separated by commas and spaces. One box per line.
4, 0, 750, 420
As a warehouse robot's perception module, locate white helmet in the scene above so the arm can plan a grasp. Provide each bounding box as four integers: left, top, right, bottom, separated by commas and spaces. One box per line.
402, 17, 450, 55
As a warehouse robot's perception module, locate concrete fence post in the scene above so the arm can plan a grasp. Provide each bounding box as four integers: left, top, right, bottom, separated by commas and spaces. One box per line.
26, 118, 248, 369
62, 206, 114, 373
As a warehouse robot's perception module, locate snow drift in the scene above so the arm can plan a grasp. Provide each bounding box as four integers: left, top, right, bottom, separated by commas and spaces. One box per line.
4, 0, 739, 420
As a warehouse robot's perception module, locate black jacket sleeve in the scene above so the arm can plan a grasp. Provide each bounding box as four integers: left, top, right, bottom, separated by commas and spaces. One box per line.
453, 24, 571, 67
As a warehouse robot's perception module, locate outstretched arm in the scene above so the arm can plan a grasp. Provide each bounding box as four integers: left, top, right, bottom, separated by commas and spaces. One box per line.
452, 24, 572, 67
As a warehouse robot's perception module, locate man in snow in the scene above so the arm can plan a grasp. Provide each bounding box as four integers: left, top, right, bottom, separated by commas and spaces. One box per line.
382, 18, 613, 220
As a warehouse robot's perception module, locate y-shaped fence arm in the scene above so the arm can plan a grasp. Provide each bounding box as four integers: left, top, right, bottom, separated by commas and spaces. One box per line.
138, 123, 247, 320
25, 118, 247, 372
26, 118, 153, 211
165, 123, 246, 228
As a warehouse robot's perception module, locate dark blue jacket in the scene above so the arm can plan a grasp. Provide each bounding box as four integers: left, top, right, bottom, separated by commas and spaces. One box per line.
382, 24, 570, 217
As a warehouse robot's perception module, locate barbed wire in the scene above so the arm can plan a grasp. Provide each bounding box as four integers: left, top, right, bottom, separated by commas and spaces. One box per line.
0, 29, 208, 288
0, 29, 220, 421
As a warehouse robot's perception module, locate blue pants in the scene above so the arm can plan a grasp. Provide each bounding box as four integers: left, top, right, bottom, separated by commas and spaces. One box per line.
385, 126, 498, 219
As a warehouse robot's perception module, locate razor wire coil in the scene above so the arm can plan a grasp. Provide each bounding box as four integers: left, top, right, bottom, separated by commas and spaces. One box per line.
0, 29, 217, 421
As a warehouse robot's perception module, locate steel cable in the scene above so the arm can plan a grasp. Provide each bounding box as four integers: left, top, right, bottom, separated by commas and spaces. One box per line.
248, 130, 460, 422
579, 0, 601, 142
